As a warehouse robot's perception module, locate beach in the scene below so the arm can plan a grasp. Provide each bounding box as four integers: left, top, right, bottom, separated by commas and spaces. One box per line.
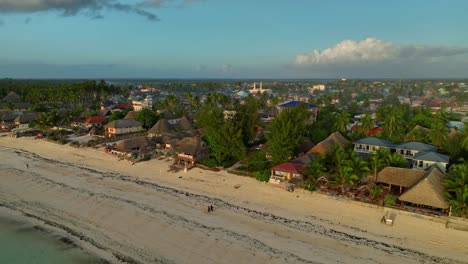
0, 136, 467, 264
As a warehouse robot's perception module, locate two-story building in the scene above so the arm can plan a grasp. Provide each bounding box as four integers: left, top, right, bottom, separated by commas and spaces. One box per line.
104, 119, 144, 138
395, 142, 438, 159
412, 152, 449, 172
353, 137, 395, 155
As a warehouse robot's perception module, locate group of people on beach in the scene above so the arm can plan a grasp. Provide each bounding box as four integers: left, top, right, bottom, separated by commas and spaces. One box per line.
207, 205, 214, 213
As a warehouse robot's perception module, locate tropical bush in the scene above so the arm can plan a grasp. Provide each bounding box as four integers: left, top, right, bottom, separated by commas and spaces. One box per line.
254, 170, 270, 182
443, 162, 468, 218
384, 195, 396, 206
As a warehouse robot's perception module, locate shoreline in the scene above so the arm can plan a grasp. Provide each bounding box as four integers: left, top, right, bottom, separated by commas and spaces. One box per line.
1, 136, 467, 264
0, 205, 114, 264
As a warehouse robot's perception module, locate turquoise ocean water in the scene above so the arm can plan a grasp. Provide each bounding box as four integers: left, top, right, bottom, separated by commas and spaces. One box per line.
0, 216, 104, 264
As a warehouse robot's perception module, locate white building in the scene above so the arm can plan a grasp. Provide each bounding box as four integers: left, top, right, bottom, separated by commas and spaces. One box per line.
132, 96, 154, 111
249, 82, 271, 95
309, 84, 326, 93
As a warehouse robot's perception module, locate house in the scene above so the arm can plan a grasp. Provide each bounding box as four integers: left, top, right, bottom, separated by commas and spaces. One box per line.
110, 136, 152, 158
376, 167, 427, 194
412, 152, 449, 172
307, 132, 349, 155
147, 116, 193, 138
14, 113, 37, 129
173, 137, 210, 167
277, 100, 318, 123
353, 137, 395, 155
398, 165, 449, 213
269, 162, 305, 184
104, 119, 144, 137
82, 116, 106, 128
1, 112, 20, 129
395, 142, 438, 160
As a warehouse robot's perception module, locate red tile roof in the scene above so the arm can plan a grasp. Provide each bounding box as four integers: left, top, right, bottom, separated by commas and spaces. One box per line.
368, 127, 384, 136
84, 116, 105, 124
271, 162, 305, 174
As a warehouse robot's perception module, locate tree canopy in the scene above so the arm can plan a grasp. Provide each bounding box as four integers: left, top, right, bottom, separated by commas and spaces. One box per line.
266, 105, 309, 164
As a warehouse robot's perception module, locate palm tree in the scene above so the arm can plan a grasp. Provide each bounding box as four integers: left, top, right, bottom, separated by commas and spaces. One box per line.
369, 148, 390, 182
305, 157, 326, 182
348, 151, 370, 179
185, 92, 195, 115
333, 164, 359, 193
360, 114, 374, 135
430, 119, 448, 147
462, 126, 468, 151
386, 152, 408, 168
334, 111, 350, 134
383, 106, 403, 141
32, 112, 54, 136
443, 163, 468, 218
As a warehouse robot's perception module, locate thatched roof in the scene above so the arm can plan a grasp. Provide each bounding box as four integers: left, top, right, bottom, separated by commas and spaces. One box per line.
376, 167, 426, 187
174, 137, 206, 155
148, 119, 172, 135
178, 116, 193, 131
1, 112, 19, 122
105, 119, 142, 129
2, 91, 21, 102
124, 111, 136, 120
14, 113, 37, 124
114, 136, 150, 152
398, 166, 449, 209
148, 116, 193, 135
307, 132, 349, 155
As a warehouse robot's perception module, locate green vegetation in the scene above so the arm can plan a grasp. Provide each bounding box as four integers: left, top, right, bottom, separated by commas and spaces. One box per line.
134, 108, 159, 129
385, 195, 396, 206
254, 170, 270, 182
266, 105, 309, 164
444, 162, 468, 218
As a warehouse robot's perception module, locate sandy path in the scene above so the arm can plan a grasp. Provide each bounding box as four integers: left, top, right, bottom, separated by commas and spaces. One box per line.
0, 136, 467, 264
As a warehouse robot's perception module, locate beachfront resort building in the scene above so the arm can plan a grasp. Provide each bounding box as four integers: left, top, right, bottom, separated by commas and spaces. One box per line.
376, 165, 449, 215
104, 119, 144, 138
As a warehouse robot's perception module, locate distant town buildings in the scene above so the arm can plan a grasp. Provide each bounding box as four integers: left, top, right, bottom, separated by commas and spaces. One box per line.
249, 82, 271, 95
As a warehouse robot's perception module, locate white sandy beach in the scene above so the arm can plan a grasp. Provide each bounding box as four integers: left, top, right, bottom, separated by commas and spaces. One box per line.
0, 135, 467, 264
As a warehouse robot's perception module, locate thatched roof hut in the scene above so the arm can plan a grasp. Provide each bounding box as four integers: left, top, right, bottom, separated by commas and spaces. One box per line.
398, 166, 449, 210
376, 167, 426, 188
307, 132, 349, 155
114, 136, 151, 153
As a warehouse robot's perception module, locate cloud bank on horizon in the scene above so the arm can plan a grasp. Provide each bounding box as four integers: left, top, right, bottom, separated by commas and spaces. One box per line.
0, 0, 201, 21
295, 38, 468, 65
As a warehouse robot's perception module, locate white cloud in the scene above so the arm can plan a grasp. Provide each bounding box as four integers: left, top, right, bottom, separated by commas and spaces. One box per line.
295, 38, 468, 65
221, 64, 232, 72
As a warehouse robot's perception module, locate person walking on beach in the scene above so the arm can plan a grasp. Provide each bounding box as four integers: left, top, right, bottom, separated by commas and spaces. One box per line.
207, 205, 211, 213
210, 205, 214, 212
25, 163, 29, 169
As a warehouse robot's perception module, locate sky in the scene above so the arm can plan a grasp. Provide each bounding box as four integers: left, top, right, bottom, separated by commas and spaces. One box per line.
0, 0, 468, 79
